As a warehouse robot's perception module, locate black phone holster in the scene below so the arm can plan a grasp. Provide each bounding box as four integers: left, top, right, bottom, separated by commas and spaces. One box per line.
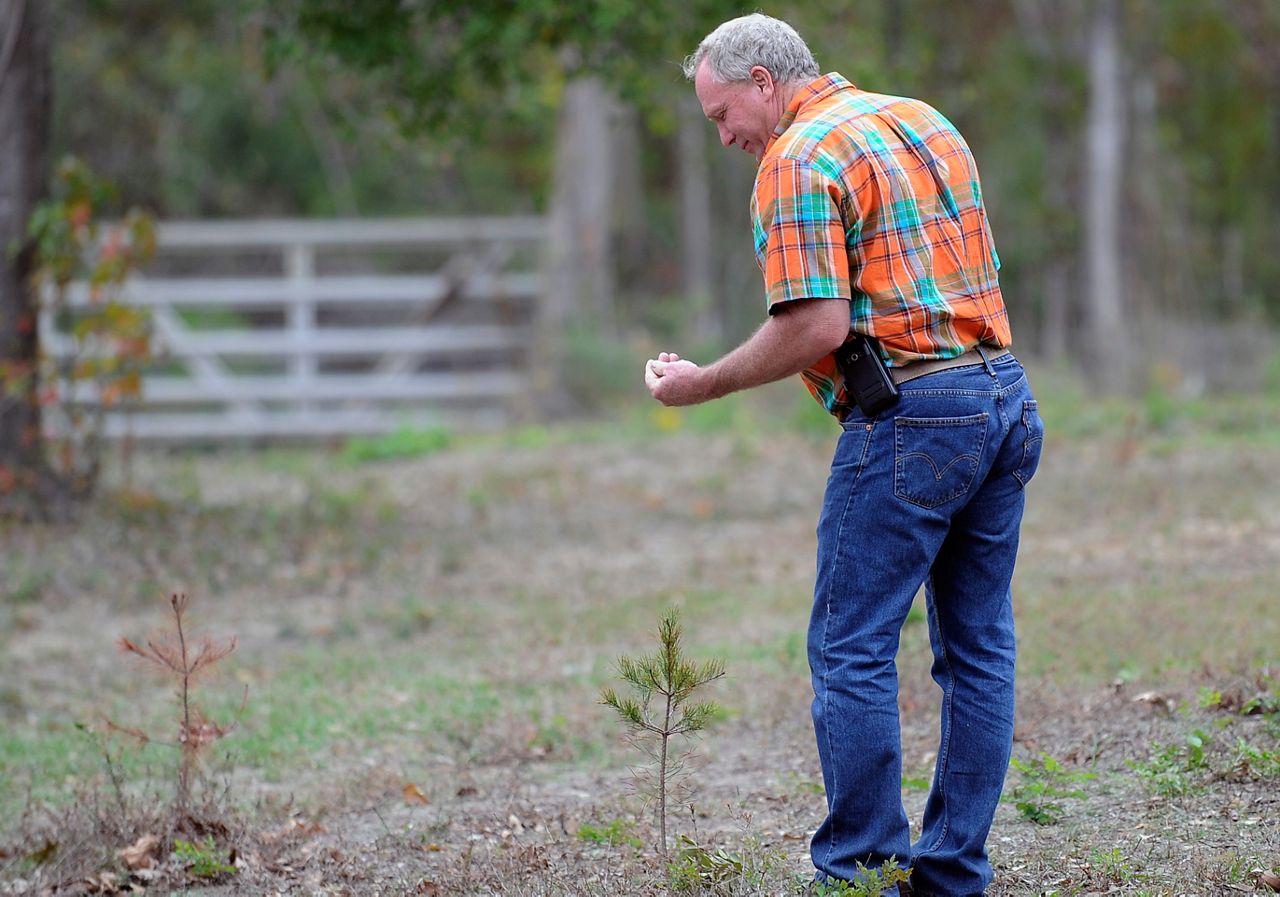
834, 334, 900, 417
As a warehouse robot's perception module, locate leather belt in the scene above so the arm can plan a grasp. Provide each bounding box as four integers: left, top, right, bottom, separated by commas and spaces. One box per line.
888, 346, 1011, 386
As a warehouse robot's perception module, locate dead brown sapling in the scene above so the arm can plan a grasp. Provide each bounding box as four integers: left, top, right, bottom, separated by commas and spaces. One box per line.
107, 592, 245, 824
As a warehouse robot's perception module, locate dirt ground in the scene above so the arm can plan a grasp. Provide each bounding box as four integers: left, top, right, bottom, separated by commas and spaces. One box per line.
1, 388, 1278, 895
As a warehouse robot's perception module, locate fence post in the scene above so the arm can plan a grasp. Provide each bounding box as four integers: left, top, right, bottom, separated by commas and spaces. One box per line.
286, 242, 317, 414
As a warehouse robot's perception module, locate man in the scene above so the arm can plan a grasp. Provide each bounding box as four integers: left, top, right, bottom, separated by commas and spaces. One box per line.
645, 14, 1044, 897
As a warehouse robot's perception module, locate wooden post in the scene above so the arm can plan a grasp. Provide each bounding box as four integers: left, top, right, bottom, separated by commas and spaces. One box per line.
286, 241, 317, 414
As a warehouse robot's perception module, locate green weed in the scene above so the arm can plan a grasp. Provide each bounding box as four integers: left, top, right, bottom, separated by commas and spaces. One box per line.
1006, 752, 1095, 825
1230, 737, 1280, 779
802, 860, 912, 896
1129, 729, 1213, 796
1241, 693, 1280, 716
1090, 846, 1138, 883
173, 835, 235, 878
1197, 686, 1226, 709
668, 834, 789, 892
576, 817, 644, 849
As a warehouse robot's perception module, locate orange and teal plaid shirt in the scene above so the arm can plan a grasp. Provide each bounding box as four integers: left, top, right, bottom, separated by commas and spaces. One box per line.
752, 73, 1012, 419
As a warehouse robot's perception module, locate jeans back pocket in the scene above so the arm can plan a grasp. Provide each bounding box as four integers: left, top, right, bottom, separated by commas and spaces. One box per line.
893, 413, 989, 509
1013, 399, 1044, 487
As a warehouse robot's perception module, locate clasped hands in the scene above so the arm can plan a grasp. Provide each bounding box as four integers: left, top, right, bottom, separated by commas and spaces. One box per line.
644, 351, 706, 406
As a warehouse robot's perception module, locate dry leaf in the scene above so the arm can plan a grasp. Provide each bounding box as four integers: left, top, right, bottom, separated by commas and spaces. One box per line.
1132, 691, 1175, 713
119, 833, 160, 870
1258, 870, 1280, 892
403, 783, 429, 805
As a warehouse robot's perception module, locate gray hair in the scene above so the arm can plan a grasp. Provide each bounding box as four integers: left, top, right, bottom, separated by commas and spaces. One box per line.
682, 13, 820, 84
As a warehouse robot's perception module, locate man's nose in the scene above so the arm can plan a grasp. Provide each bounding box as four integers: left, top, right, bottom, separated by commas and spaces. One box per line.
716, 124, 734, 148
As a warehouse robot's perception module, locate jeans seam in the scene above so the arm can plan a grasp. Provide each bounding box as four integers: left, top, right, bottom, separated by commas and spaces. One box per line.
922, 573, 954, 855
818, 420, 878, 868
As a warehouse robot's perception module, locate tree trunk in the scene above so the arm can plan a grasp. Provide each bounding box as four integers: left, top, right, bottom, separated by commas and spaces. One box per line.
547, 77, 616, 332
0, 0, 51, 518
1013, 0, 1083, 365
535, 76, 617, 414
677, 94, 717, 347
1084, 0, 1129, 387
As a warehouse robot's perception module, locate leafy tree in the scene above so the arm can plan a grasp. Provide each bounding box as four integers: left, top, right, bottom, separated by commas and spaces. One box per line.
252, 0, 743, 135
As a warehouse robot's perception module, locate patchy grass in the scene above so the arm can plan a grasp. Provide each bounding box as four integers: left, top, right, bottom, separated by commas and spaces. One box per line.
2, 371, 1279, 894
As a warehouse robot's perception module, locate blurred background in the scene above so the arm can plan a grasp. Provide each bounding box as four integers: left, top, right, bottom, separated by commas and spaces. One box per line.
4, 0, 1278, 460
3, 4, 1279, 891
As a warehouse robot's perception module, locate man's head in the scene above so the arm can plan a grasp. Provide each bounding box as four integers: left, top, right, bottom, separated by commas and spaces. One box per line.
683, 14, 820, 160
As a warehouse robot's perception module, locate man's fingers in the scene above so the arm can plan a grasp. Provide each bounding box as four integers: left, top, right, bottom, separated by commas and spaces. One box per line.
645, 360, 665, 393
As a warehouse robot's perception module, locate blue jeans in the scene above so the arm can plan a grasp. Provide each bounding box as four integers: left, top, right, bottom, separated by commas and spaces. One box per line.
808, 352, 1043, 897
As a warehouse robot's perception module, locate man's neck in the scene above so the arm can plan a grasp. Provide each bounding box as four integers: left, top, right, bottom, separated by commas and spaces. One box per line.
775, 80, 804, 117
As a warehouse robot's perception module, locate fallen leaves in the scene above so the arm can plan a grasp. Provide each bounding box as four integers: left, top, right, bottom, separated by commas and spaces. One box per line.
1132, 690, 1176, 714
119, 833, 160, 870
403, 783, 430, 805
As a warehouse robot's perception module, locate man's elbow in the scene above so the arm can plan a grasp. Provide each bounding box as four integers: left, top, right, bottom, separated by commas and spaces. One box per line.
774, 297, 852, 358
812, 300, 852, 355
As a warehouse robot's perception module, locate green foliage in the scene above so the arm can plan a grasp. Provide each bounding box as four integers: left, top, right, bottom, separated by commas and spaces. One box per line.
1230, 737, 1280, 780
804, 860, 912, 897
576, 817, 644, 849
173, 835, 235, 878
1090, 846, 1138, 884
667, 833, 791, 892
1006, 752, 1095, 825
1129, 729, 1214, 796
10, 156, 156, 509
256, 0, 742, 136
601, 608, 725, 858
1196, 686, 1225, 710
1242, 693, 1280, 717
341, 424, 454, 463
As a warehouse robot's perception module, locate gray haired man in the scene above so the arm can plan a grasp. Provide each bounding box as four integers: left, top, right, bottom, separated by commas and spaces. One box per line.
647, 13, 1043, 897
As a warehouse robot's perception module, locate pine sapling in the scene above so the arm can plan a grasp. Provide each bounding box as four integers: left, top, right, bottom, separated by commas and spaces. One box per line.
601, 608, 725, 859
108, 593, 245, 823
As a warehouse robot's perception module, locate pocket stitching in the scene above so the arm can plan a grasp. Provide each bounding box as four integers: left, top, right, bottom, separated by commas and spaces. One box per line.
893, 413, 989, 509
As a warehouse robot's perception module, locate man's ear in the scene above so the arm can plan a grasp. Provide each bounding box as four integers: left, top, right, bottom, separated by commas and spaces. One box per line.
749, 65, 774, 97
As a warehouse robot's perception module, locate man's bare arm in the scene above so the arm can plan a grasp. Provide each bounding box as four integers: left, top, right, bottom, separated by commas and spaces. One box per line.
645, 298, 850, 406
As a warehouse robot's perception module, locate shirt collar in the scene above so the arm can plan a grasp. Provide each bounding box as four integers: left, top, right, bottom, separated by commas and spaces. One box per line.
766, 72, 858, 153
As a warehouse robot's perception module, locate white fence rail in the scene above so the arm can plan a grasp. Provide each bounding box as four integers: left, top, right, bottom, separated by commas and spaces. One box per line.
42, 217, 545, 441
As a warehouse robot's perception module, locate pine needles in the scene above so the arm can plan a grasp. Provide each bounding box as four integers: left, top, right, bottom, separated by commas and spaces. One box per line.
601, 608, 725, 859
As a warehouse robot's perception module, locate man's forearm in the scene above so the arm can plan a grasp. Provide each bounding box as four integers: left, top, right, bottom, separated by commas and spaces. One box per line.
702, 301, 849, 400
646, 298, 849, 406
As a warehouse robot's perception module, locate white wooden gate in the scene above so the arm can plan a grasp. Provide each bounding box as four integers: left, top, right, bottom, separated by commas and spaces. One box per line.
43, 217, 545, 440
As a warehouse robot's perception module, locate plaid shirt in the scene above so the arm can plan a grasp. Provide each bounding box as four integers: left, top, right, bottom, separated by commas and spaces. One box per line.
752, 73, 1012, 419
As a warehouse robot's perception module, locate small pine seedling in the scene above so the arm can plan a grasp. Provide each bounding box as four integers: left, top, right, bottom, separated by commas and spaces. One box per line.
108, 592, 245, 822
601, 607, 725, 859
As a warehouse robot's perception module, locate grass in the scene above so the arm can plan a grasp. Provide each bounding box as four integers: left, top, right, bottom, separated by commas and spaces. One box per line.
2, 368, 1278, 894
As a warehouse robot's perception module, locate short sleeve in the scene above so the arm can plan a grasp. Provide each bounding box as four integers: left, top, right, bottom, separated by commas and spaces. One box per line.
752, 157, 852, 312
